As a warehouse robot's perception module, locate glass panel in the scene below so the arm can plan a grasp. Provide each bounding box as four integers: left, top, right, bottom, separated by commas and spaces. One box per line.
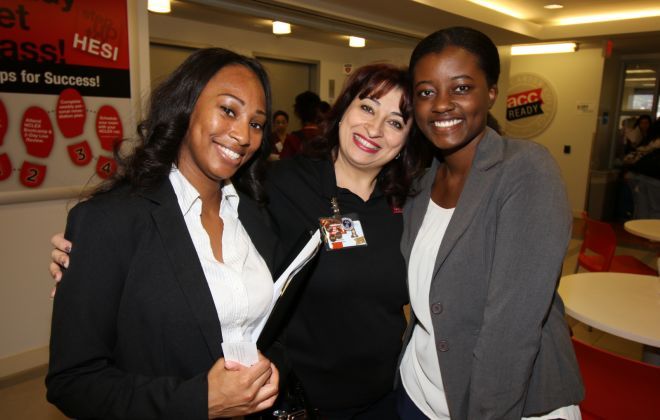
620, 65, 657, 112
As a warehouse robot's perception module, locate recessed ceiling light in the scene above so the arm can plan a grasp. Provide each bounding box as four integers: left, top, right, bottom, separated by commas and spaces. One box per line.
626, 69, 656, 74
272, 21, 291, 35
349, 36, 365, 48
148, 0, 171, 13
544, 4, 564, 10
511, 42, 577, 55
467, 0, 525, 19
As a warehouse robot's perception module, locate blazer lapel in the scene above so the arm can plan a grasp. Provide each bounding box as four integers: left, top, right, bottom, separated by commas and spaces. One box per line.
433, 128, 504, 278
145, 181, 224, 360
402, 165, 435, 261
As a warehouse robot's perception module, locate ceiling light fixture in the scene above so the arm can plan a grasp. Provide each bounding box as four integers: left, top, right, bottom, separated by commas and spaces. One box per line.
624, 77, 657, 82
467, 0, 525, 19
556, 9, 660, 25
349, 36, 365, 48
147, 0, 171, 13
511, 42, 577, 55
272, 21, 291, 35
543, 4, 564, 10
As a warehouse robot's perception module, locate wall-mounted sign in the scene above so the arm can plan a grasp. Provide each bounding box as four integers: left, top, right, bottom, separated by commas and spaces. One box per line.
0, 0, 130, 198
343, 63, 353, 75
505, 73, 557, 139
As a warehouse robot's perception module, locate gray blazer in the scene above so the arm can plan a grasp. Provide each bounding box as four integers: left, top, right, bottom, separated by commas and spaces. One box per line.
400, 128, 584, 419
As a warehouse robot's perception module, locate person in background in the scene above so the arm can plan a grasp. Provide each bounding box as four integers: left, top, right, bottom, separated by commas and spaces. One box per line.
624, 117, 660, 167
397, 27, 583, 419
635, 114, 653, 145
46, 48, 279, 420
319, 100, 332, 119
621, 116, 642, 155
279, 90, 322, 159
50, 63, 427, 419
269, 110, 291, 160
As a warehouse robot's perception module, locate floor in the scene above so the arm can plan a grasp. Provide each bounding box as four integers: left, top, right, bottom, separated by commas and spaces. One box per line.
1, 220, 657, 420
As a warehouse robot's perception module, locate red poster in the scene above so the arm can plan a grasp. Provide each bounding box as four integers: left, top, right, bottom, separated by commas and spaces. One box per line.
0, 0, 131, 192
1, 0, 130, 97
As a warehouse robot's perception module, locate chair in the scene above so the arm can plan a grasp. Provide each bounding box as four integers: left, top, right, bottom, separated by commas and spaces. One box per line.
576, 213, 657, 275
572, 337, 660, 419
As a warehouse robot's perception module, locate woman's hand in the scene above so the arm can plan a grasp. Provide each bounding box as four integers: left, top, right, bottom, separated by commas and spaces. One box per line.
49, 232, 71, 298
207, 352, 279, 418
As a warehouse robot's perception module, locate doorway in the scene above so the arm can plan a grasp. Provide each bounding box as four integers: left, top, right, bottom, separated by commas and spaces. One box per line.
256, 56, 319, 131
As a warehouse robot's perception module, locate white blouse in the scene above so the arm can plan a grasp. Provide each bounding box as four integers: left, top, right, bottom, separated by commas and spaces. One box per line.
400, 199, 454, 419
169, 168, 273, 344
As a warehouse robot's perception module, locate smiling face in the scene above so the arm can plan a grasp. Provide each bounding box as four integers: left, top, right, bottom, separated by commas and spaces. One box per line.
178, 64, 266, 188
336, 87, 411, 172
413, 46, 497, 155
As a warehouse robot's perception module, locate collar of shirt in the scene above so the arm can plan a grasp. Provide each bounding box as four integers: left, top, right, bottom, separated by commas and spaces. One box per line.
169, 167, 240, 218
315, 158, 384, 201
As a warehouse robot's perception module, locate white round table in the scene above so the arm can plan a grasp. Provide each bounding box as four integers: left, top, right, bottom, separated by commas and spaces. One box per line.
559, 272, 660, 364
624, 219, 660, 273
624, 219, 660, 241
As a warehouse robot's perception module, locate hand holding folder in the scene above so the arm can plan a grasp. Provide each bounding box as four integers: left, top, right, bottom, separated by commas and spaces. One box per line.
222, 229, 322, 366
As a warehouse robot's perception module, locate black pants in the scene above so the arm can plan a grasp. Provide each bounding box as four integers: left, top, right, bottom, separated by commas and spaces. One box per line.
396, 386, 429, 420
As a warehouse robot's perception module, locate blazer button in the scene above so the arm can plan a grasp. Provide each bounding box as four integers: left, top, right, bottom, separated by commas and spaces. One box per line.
437, 340, 449, 352
431, 303, 443, 314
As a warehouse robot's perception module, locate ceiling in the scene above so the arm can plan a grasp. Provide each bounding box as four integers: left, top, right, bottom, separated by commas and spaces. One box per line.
167, 0, 660, 55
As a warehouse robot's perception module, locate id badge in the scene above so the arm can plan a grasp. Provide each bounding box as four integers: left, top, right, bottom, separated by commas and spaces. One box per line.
319, 213, 367, 250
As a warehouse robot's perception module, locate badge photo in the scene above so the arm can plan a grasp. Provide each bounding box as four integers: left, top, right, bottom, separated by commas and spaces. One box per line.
319, 214, 367, 250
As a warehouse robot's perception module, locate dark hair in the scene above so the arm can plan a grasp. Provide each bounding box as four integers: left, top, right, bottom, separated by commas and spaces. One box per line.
410, 26, 500, 87
294, 91, 321, 124
487, 112, 502, 135
99, 48, 272, 202
305, 63, 427, 208
319, 101, 331, 115
273, 110, 289, 122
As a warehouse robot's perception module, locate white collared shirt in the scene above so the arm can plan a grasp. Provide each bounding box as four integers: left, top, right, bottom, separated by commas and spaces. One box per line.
169, 167, 273, 343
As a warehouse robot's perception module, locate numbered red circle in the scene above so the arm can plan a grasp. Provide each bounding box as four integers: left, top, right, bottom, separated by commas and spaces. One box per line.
57, 88, 86, 138
0, 153, 12, 181
67, 140, 93, 166
96, 155, 117, 179
96, 105, 123, 151
21, 106, 55, 158
20, 161, 47, 188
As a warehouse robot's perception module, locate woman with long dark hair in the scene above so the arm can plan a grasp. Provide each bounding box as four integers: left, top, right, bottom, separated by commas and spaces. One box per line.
46, 48, 279, 419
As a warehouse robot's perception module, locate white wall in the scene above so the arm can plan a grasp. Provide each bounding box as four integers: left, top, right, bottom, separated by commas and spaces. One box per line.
508, 47, 605, 214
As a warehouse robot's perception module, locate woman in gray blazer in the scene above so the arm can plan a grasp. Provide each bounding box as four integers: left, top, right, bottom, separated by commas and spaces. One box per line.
397, 27, 584, 419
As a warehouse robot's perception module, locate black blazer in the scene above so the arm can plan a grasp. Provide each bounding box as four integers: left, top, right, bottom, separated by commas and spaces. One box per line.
46, 179, 278, 420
